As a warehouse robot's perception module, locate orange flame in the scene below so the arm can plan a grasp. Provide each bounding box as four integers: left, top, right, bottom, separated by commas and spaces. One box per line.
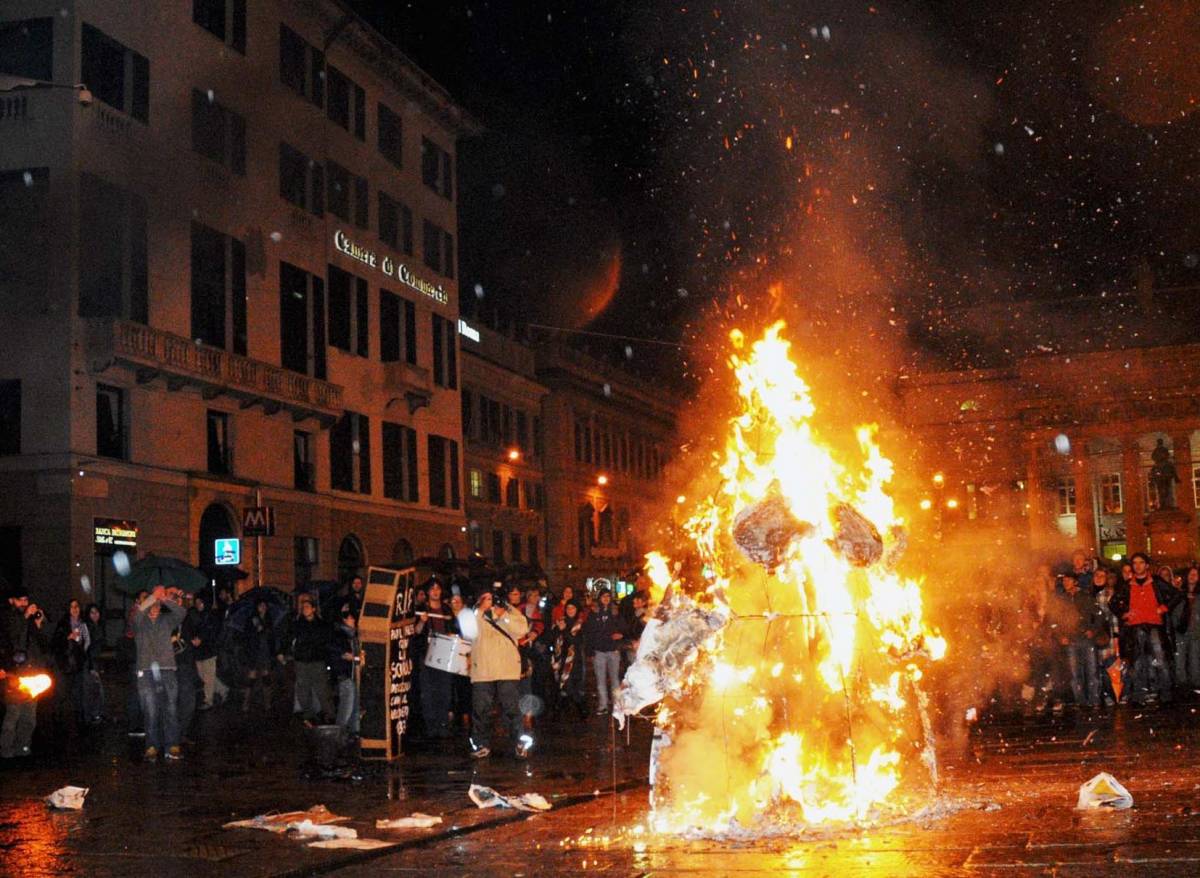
17, 673, 52, 699
651, 322, 945, 834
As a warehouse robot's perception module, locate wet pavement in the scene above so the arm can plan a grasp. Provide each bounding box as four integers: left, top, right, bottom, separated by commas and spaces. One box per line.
5, 691, 1200, 876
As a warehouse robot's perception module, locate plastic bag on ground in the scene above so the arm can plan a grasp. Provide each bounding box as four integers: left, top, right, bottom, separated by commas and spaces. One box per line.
469, 784, 552, 812
1077, 772, 1133, 810
45, 786, 88, 810
376, 813, 443, 830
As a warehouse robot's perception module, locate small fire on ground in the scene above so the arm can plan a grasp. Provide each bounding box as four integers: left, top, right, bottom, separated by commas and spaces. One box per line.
615, 322, 946, 837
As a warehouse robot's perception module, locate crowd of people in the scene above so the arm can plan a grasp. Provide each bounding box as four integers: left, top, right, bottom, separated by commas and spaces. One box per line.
0, 572, 652, 763
1009, 549, 1200, 712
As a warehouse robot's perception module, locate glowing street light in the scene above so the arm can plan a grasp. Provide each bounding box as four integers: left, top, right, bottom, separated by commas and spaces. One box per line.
597, 474, 609, 486
507, 448, 521, 462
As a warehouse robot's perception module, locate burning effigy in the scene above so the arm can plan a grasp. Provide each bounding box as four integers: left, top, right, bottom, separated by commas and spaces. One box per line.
614, 322, 945, 836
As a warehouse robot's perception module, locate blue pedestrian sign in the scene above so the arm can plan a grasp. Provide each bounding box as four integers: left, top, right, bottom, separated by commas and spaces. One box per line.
214, 538, 241, 566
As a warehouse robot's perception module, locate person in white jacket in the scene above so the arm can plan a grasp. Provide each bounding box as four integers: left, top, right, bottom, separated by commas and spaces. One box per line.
464, 589, 529, 759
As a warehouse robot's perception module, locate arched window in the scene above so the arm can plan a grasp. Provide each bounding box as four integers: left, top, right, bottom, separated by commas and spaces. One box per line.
337, 534, 365, 585
392, 538, 414, 565
198, 502, 237, 571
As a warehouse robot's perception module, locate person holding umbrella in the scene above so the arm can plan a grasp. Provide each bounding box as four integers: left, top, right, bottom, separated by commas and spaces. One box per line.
133, 586, 186, 762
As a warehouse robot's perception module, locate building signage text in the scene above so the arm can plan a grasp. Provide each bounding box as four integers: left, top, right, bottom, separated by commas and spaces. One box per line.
333, 230, 449, 306
457, 319, 480, 342
94, 518, 138, 554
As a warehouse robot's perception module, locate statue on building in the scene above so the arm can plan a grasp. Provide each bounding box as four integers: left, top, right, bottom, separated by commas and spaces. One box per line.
1150, 438, 1180, 510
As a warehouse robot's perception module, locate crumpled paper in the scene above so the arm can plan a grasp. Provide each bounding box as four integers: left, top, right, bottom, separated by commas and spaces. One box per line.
288, 819, 357, 839
223, 804, 349, 833
45, 786, 88, 810
469, 784, 551, 812
1077, 772, 1133, 810
376, 813, 443, 830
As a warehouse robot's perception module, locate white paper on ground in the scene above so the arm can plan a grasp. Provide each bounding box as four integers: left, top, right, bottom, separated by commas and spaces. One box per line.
1077, 772, 1133, 810
45, 786, 88, 810
376, 813, 443, 829
287, 819, 358, 839
469, 784, 552, 812
307, 838, 395, 850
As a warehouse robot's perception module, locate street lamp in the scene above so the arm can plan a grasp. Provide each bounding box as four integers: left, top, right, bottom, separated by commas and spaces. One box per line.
597, 474, 609, 486
507, 448, 521, 462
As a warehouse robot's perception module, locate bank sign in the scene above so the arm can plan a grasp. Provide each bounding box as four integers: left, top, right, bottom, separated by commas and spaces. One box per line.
94, 518, 138, 554
333, 230, 449, 305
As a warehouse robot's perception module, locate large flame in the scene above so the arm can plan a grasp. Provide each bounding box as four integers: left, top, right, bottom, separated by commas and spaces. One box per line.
17, 673, 53, 700
650, 322, 945, 834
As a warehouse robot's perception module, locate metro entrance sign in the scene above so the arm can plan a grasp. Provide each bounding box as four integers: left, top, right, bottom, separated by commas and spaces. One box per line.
242, 506, 275, 537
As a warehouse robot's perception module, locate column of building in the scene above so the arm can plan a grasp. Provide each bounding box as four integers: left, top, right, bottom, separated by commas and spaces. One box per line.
1121, 436, 1147, 555
1171, 432, 1197, 558
1072, 438, 1097, 556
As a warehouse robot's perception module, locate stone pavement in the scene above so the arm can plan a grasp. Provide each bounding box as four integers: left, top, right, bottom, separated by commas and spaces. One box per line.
5, 694, 1200, 875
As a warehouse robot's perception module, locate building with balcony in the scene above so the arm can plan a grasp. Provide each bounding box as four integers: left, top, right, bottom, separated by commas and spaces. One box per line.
0, 0, 479, 638
459, 317, 548, 573
535, 342, 678, 591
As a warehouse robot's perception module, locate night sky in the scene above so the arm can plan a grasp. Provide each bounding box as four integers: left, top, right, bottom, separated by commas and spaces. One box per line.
349, 0, 1200, 374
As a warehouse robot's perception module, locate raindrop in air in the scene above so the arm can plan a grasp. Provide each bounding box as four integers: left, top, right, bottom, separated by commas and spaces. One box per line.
1054, 433, 1071, 455
80, 575, 91, 594
473, 283, 484, 299
113, 551, 131, 576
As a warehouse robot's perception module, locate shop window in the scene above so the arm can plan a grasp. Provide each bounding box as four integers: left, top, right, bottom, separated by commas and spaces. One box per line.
96, 384, 126, 460
383, 422, 419, 502
81, 23, 149, 122
0, 381, 19, 455
0, 18, 53, 80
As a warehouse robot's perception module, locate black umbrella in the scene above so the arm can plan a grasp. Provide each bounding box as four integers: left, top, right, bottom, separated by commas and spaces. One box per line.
114, 555, 209, 595
224, 586, 291, 632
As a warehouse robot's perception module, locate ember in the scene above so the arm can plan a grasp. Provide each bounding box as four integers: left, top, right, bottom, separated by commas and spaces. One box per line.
634, 322, 945, 835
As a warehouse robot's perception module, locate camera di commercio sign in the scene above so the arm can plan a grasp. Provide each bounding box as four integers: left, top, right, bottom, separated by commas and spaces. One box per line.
333, 230, 449, 305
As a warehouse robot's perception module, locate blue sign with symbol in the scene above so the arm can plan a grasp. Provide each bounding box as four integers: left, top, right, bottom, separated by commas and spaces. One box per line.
214, 538, 241, 566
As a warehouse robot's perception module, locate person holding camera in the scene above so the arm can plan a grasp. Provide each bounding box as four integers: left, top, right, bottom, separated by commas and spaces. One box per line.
0, 586, 50, 758
467, 589, 529, 759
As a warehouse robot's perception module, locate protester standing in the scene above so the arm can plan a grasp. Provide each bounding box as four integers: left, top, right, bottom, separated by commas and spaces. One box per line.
132, 587, 186, 762
52, 598, 90, 726
416, 581, 454, 739
1174, 566, 1200, 691
331, 606, 361, 739
291, 597, 333, 726
0, 587, 49, 758
583, 588, 626, 716
241, 599, 280, 713
466, 589, 529, 759
186, 593, 226, 708
1110, 552, 1183, 705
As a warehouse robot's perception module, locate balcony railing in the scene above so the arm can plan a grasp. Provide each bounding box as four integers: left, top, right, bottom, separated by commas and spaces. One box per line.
88, 318, 344, 424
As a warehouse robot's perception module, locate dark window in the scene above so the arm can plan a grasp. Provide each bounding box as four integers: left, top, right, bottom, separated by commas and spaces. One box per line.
206, 410, 231, 474
516, 411, 528, 454
193, 0, 224, 42
533, 416, 542, 459
0, 169, 51, 303
510, 534, 522, 564
428, 434, 447, 508
294, 536, 318, 588
527, 535, 538, 566
353, 83, 365, 140
443, 230, 455, 279
382, 422, 419, 502
379, 290, 415, 364
379, 192, 410, 251
190, 223, 247, 354
527, 482, 543, 511
431, 314, 457, 389
331, 411, 371, 494
486, 472, 501, 504
326, 161, 350, 221
0, 18, 53, 80
506, 477, 520, 508
279, 261, 325, 379
378, 103, 402, 167
294, 430, 314, 491
96, 384, 126, 460
326, 65, 350, 130
279, 143, 322, 215
79, 173, 147, 323
0, 527, 20, 594
420, 137, 453, 199
492, 530, 504, 565
422, 220, 454, 278
279, 24, 306, 92
461, 389, 473, 439
449, 439, 460, 509
327, 266, 368, 356
191, 90, 245, 175
354, 176, 369, 229
0, 381, 19, 455
195, 0, 246, 53
81, 23, 149, 123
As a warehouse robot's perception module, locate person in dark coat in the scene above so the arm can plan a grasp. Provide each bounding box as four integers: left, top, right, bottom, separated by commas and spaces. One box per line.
172, 597, 201, 743
82, 603, 105, 723
240, 599, 280, 713
416, 580, 455, 739
1, 586, 50, 758
185, 593, 225, 709
51, 598, 91, 726
331, 607, 360, 739
1110, 552, 1184, 705
582, 588, 626, 715
290, 597, 333, 725
542, 601, 587, 719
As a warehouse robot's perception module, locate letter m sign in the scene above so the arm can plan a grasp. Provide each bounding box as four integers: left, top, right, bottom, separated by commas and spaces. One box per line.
242, 506, 276, 537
